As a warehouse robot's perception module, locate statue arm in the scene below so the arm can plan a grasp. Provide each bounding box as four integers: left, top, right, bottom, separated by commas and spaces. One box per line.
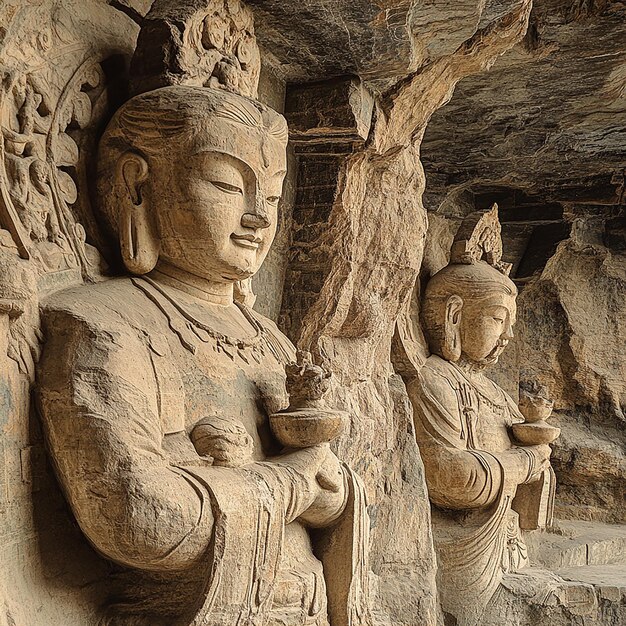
37, 308, 214, 572
408, 372, 529, 509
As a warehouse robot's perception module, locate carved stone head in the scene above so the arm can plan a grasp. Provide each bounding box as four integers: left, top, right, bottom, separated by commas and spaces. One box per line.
96, 85, 288, 280
422, 262, 517, 366
422, 205, 517, 367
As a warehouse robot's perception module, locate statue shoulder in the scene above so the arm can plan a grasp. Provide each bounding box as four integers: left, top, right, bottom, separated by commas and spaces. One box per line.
41, 277, 160, 338
408, 355, 462, 412
416, 355, 463, 392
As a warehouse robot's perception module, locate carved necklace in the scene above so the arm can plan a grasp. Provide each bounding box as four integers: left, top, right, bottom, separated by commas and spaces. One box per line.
131, 276, 288, 365
451, 359, 509, 412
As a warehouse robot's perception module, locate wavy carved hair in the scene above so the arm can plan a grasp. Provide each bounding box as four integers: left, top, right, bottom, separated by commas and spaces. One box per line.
96, 85, 288, 239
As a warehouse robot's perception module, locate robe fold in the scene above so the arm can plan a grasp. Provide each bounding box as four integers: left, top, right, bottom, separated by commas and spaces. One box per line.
408, 355, 551, 626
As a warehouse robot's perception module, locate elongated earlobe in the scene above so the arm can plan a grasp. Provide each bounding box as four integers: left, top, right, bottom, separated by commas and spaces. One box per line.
442, 295, 463, 362
117, 152, 159, 275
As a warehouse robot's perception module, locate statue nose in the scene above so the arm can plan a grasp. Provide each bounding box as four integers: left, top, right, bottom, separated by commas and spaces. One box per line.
241, 197, 271, 230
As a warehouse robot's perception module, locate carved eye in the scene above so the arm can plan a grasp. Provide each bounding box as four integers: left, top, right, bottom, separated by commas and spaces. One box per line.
492, 316, 505, 323
267, 196, 280, 205
212, 181, 243, 194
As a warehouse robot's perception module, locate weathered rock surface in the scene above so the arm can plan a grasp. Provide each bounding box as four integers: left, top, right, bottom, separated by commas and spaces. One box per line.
0, 0, 624, 625
422, 0, 626, 205
420, 0, 625, 532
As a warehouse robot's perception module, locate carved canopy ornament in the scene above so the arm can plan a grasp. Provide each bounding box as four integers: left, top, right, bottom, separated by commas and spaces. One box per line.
449, 203, 513, 276
0, 2, 107, 278
131, 0, 261, 98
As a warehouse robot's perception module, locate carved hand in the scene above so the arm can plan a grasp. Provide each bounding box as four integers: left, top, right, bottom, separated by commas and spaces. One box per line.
276, 444, 347, 527
522, 444, 552, 483
190, 416, 254, 467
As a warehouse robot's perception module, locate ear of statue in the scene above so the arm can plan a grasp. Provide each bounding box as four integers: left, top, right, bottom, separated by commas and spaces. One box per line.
117, 152, 159, 275
442, 295, 463, 362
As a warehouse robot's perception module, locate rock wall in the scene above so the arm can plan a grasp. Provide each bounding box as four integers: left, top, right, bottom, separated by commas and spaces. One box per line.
7, 0, 622, 625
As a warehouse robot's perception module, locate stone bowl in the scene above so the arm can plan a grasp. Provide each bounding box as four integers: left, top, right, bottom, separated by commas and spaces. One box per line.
270, 408, 348, 448
511, 421, 560, 446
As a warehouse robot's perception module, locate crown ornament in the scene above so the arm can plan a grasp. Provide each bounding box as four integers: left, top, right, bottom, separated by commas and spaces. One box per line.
130, 0, 261, 99
449, 203, 512, 276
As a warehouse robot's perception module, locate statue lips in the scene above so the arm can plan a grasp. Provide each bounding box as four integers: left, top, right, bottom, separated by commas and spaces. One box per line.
231, 233, 262, 249
485, 339, 508, 364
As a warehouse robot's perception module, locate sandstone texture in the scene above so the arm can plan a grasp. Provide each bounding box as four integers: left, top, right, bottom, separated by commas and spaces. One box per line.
0, 0, 623, 625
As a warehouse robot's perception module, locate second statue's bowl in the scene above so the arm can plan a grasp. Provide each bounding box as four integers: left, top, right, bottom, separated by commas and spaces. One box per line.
270, 408, 348, 448
512, 421, 560, 446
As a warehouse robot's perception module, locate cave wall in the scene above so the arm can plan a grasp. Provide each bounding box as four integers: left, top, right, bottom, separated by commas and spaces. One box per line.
5, 0, 622, 625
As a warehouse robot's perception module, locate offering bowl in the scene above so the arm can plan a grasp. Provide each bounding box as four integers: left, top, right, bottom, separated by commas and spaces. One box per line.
512, 421, 560, 446
270, 408, 347, 448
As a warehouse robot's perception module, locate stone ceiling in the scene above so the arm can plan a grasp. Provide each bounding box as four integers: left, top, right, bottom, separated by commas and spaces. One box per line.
116, 0, 625, 210
421, 0, 626, 206
247, 0, 531, 89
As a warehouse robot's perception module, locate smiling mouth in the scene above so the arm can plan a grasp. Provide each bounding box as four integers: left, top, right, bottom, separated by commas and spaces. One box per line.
231, 234, 262, 250
485, 340, 508, 362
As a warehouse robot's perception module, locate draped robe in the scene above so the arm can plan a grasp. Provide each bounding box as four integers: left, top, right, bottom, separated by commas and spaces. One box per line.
37, 276, 371, 626
408, 355, 554, 626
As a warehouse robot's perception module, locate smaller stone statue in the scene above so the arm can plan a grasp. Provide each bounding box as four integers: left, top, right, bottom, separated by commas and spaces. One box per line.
407, 205, 559, 626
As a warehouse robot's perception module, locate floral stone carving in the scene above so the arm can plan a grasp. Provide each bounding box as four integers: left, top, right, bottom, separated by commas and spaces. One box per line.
407, 205, 559, 626
36, 2, 372, 625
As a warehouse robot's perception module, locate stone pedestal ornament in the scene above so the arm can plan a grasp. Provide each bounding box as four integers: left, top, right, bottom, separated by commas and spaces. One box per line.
407, 204, 559, 626
35, 1, 372, 624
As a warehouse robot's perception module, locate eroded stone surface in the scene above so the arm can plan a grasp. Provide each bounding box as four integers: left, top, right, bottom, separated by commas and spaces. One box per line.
422, 0, 626, 205
1, 0, 623, 625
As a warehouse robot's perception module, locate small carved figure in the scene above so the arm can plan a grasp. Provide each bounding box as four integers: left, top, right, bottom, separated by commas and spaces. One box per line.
407, 205, 558, 626
190, 415, 255, 467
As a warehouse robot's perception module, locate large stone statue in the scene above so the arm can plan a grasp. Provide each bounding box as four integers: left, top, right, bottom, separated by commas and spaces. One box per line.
407, 206, 559, 626
36, 2, 371, 625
